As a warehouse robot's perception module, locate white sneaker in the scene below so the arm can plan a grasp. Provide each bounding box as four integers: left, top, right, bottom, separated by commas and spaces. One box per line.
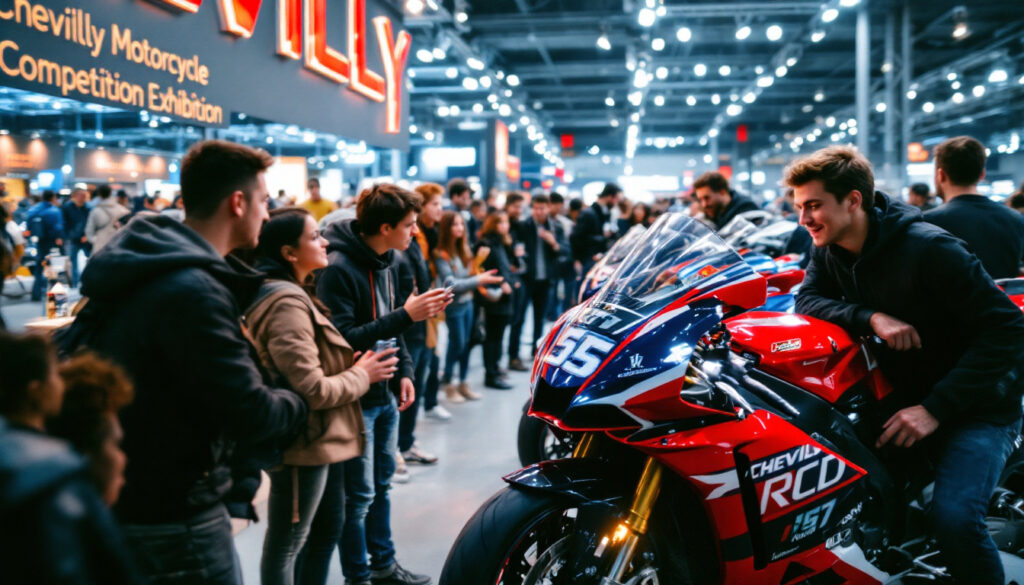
392, 452, 411, 483
425, 405, 453, 421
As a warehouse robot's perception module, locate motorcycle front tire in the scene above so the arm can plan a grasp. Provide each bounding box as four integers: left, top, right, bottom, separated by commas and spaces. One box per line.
440, 486, 569, 585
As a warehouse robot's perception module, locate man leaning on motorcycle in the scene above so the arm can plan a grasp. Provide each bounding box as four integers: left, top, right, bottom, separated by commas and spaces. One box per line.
788, 145, 1024, 585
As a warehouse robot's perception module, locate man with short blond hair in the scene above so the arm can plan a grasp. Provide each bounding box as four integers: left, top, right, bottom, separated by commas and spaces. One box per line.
788, 145, 1024, 585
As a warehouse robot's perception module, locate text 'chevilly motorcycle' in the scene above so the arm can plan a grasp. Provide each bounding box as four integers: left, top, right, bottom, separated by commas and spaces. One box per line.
440, 213, 1024, 585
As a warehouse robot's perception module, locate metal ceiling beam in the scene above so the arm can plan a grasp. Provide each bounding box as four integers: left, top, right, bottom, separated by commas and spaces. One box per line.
409, 77, 842, 94
462, 4, 821, 31
502, 54, 860, 79
477, 28, 866, 51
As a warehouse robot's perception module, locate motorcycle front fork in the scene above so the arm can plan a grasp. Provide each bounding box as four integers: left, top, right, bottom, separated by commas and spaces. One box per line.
574, 432, 664, 584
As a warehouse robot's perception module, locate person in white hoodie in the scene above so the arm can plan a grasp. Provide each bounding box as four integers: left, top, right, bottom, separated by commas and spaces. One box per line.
85, 185, 130, 253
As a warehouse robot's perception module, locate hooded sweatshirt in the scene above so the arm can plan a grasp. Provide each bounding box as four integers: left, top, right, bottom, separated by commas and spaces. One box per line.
796, 192, 1024, 427
73, 215, 308, 523
0, 419, 141, 585
316, 219, 415, 407
711, 191, 760, 231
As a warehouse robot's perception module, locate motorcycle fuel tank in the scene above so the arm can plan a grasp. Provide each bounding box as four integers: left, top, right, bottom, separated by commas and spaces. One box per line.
725, 312, 890, 404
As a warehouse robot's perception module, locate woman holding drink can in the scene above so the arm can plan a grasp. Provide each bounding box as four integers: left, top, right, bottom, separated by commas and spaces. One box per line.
244, 208, 400, 585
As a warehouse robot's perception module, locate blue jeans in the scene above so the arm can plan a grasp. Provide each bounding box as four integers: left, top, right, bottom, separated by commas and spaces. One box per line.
30, 258, 47, 301
398, 340, 431, 453
262, 465, 329, 585
66, 240, 89, 288
444, 303, 474, 384
339, 396, 398, 582
121, 504, 242, 585
297, 462, 346, 585
930, 418, 1021, 585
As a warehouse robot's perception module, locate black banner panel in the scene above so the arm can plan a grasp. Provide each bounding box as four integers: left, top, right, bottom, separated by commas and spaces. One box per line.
0, 0, 411, 149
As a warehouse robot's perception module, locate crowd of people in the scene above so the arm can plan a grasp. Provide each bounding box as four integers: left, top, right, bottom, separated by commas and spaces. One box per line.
1, 133, 1024, 585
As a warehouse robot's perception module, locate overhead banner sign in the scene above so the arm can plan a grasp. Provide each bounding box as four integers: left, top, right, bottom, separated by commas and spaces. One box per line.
0, 0, 411, 149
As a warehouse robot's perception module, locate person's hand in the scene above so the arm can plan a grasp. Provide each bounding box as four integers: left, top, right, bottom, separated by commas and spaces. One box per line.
574, 261, 582, 274
55, 238, 63, 247
477, 269, 504, 287
501, 282, 513, 295
513, 281, 521, 289
398, 377, 415, 411
539, 228, 556, 246
876, 405, 939, 448
404, 288, 449, 321
80, 236, 87, 244
870, 312, 922, 351
352, 348, 399, 384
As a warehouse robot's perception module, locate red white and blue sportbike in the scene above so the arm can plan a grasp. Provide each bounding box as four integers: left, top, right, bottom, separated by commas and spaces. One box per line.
441, 214, 1024, 585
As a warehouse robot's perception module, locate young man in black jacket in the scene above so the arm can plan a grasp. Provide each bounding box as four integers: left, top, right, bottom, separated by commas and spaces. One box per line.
517, 194, 568, 356
505, 192, 530, 371
925, 136, 1024, 280
316, 184, 445, 585
693, 171, 759, 231
570, 183, 621, 277
71, 140, 309, 585
789, 145, 1024, 585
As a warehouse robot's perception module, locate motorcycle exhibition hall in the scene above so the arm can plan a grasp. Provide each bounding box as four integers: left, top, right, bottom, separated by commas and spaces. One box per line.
3, 1, 1024, 584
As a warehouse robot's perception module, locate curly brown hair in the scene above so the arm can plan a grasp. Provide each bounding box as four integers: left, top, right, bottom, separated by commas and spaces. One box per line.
50, 353, 134, 454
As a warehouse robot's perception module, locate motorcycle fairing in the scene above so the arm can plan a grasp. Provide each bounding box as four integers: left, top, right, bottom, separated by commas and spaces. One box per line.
726, 311, 893, 404
629, 410, 881, 584
532, 214, 768, 430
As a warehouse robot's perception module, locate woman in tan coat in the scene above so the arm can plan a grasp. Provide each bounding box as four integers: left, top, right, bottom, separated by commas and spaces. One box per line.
246, 208, 398, 585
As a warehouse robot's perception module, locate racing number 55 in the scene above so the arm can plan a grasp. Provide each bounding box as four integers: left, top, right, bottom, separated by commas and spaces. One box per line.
545, 326, 614, 378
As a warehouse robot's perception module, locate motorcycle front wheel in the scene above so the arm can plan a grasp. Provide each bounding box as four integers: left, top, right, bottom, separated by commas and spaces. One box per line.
439, 486, 661, 585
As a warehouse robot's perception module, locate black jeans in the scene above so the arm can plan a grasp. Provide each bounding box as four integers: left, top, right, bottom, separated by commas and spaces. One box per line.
121, 504, 241, 585
483, 313, 509, 379
424, 351, 440, 410
398, 340, 432, 453
526, 278, 551, 354
507, 284, 529, 361
263, 465, 329, 585
296, 461, 346, 585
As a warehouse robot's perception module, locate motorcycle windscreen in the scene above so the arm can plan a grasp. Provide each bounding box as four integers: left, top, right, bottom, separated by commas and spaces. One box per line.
535, 214, 767, 429
718, 215, 760, 249
578, 223, 650, 303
